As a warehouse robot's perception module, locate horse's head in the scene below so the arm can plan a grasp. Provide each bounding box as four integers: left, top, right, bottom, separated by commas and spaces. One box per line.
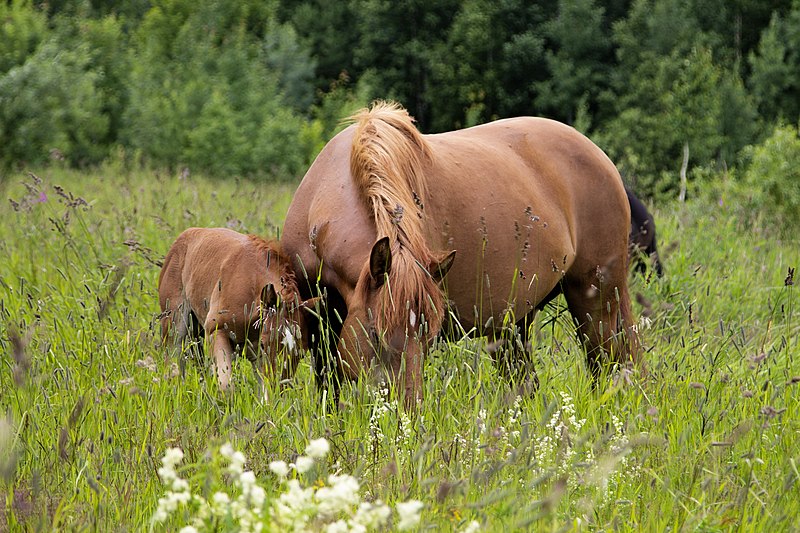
258, 283, 320, 378
338, 236, 455, 407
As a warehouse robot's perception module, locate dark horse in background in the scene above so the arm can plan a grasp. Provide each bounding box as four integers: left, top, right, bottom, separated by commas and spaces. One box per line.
281, 101, 641, 407
626, 188, 664, 277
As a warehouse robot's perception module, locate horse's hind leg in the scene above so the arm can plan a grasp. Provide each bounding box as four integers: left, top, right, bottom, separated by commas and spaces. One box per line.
563, 261, 638, 379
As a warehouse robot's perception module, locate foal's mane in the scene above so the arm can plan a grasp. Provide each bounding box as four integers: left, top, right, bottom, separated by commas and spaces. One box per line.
246, 234, 300, 304
348, 101, 445, 335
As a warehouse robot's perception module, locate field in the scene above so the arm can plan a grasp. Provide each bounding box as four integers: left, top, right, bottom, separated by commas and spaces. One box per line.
1, 167, 798, 531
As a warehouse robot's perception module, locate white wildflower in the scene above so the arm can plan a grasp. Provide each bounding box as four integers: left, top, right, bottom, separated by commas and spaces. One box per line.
211, 491, 231, 515
171, 477, 189, 493
269, 460, 290, 478
305, 438, 331, 459
325, 519, 349, 533
163, 447, 184, 468
158, 447, 185, 484
461, 520, 481, 533
316, 474, 361, 517
179, 527, 199, 533
293, 455, 315, 474
247, 484, 267, 509
220, 442, 246, 474
239, 470, 257, 491
273, 479, 315, 531
220, 442, 235, 459
353, 500, 392, 529
395, 499, 423, 531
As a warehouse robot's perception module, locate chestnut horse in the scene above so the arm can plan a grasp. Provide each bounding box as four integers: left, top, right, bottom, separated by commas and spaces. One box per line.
158, 228, 318, 392
281, 102, 640, 406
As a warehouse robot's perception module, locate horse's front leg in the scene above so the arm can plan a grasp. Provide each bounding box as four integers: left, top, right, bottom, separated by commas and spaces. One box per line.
208, 329, 235, 391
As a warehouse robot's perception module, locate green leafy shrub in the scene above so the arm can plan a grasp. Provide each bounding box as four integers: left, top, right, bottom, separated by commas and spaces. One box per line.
121, 1, 315, 179
742, 123, 800, 231
0, 40, 109, 168
0, 0, 47, 74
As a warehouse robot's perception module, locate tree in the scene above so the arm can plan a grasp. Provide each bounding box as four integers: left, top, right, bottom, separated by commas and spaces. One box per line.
0, 0, 47, 74
597, 47, 725, 198
748, 1, 800, 124
0, 40, 109, 167
427, 0, 554, 131
535, 0, 612, 125
351, 0, 460, 130
121, 0, 316, 178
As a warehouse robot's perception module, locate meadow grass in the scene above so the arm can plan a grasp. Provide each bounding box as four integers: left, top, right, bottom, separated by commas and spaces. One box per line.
0, 167, 798, 531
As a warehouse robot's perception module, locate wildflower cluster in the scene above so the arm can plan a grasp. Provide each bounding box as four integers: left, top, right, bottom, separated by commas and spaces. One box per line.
450, 392, 639, 504
152, 437, 424, 532
452, 396, 523, 469
534, 391, 590, 481
366, 386, 415, 466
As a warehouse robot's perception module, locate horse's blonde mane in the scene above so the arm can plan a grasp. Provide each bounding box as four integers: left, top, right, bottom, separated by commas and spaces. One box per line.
348, 101, 445, 336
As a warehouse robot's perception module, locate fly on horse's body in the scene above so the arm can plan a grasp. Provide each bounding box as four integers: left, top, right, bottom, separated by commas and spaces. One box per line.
158, 227, 318, 393
281, 101, 641, 407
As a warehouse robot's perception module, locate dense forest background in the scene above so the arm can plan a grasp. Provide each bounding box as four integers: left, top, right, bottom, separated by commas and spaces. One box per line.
1, 0, 800, 210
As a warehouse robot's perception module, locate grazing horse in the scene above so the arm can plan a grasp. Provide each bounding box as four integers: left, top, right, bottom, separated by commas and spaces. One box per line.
158, 227, 318, 392
626, 187, 664, 277
281, 101, 640, 407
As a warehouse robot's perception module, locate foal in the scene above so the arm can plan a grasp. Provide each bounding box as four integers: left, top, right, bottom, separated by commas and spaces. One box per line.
158, 227, 318, 393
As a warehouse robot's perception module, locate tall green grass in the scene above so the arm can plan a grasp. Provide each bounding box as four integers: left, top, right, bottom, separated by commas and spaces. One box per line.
0, 168, 798, 531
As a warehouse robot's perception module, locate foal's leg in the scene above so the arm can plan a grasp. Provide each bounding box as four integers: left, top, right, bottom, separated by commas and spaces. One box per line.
208, 329, 235, 391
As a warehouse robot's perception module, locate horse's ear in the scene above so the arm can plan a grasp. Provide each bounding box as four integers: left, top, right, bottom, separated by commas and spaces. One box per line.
296, 296, 322, 313
369, 236, 392, 288
261, 283, 278, 307
429, 250, 456, 284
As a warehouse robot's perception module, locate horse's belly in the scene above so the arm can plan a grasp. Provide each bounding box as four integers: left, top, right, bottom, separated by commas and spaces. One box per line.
431, 194, 574, 329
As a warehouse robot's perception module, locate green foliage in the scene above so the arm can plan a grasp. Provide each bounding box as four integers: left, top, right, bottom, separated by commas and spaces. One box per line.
426, 0, 552, 131
121, 0, 315, 178
0, 0, 799, 190
0, 0, 47, 74
742, 123, 800, 230
748, 1, 800, 124
536, 0, 611, 125
597, 47, 725, 199
352, 0, 462, 129
0, 39, 109, 167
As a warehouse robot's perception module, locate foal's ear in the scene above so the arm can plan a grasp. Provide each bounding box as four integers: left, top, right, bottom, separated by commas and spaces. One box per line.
429, 250, 456, 284
369, 236, 392, 288
260, 283, 278, 307
299, 296, 322, 312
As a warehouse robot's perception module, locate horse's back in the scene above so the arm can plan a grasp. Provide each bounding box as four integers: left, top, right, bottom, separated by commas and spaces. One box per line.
417, 118, 628, 326
161, 228, 267, 327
